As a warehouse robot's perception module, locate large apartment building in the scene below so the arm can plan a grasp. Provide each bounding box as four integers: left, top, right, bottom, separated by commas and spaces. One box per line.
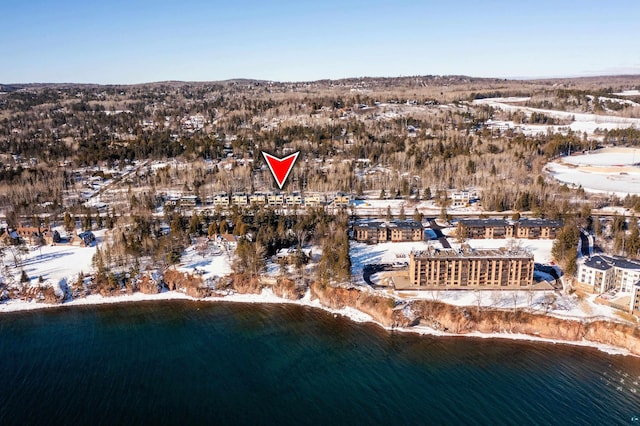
631, 284, 640, 315
576, 255, 640, 294
408, 246, 535, 290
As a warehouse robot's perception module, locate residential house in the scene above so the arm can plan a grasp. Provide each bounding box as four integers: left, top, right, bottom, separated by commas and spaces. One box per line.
450, 191, 471, 207
10, 223, 58, 246
217, 233, 238, 250
71, 230, 95, 247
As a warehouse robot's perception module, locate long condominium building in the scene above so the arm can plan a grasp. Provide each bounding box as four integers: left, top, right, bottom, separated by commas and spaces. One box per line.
408, 246, 534, 290
457, 218, 563, 240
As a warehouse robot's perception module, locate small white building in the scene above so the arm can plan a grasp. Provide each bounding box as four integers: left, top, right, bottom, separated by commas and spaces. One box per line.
217, 233, 238, 250
450, 191, 471, 207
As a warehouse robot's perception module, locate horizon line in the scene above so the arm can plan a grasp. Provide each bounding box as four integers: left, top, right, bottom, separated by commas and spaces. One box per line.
3, 72, 640, 87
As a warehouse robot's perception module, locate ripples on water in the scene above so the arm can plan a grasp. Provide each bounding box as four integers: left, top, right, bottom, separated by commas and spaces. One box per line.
1, 301, 640, 425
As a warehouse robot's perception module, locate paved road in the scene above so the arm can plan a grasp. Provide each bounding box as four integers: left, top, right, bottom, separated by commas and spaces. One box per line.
362, 264, 393, 288
579, 230, 591, 257
428, 220, 452, 248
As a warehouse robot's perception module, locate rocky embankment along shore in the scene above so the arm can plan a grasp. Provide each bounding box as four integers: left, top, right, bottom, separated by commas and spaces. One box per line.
309, 282, 640, 356
6, 269, 640, 356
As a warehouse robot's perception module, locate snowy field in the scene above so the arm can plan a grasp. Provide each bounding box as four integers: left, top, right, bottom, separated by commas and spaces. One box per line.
0, 229, 103, 290
614, 90, 640, 96
350, 241, 438, 282
473, 97, 640, 135
350, 198, 483, 217
561, 148, 640, 166
546, 148, 640, 195
177, 245, 232, 281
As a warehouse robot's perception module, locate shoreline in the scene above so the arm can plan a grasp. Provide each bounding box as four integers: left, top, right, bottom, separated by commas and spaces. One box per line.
1, 288, 636, 358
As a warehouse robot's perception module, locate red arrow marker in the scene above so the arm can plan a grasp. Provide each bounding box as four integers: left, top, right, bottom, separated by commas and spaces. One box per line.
262, 151, 299, 189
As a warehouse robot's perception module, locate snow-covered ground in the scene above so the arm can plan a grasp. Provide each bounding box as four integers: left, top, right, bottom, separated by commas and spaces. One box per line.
350, 240, 439, 282
393, 288, 618, 319
473, 97, 640, 135
614, 90, 640, 97
546, 148, 640, 195
546, 162, 640, 195
177, 245, 232, 281
561, 148, 640, 166
350, 198, 483, 217
1, 229, 104, 290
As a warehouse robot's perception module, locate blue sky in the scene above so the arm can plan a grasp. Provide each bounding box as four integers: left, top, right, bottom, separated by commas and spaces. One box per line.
2, 0, 639, 84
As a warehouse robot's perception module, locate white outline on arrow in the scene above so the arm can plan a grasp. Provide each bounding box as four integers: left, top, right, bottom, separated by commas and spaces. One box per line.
261, 151, 300, 189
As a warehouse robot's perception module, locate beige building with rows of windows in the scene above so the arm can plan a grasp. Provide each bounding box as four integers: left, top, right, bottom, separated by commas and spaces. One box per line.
457, 218, 563, 240
408, 246, 535, 290
353, 220, 423, 243
631, 284, 640, 315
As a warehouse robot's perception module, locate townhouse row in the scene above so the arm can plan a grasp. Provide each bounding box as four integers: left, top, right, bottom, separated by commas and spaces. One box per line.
165, 192, 352, 208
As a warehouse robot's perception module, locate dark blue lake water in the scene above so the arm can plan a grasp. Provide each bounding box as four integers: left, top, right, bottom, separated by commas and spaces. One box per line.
1, 301, 640, 425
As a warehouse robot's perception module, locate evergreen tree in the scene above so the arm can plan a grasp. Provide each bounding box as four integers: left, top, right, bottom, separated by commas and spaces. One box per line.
626, 216, 640, 258
170, 214, 183, 234
413, 209, 423, 223
188, 214, 200, 235
423, 187, 432, 200
208, 221, 219, 237
552, 222, 580, 276
105, 214, 114, 230
63, 212, 75, 232
593, 216, 602, 236
455, 223, 468, 243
